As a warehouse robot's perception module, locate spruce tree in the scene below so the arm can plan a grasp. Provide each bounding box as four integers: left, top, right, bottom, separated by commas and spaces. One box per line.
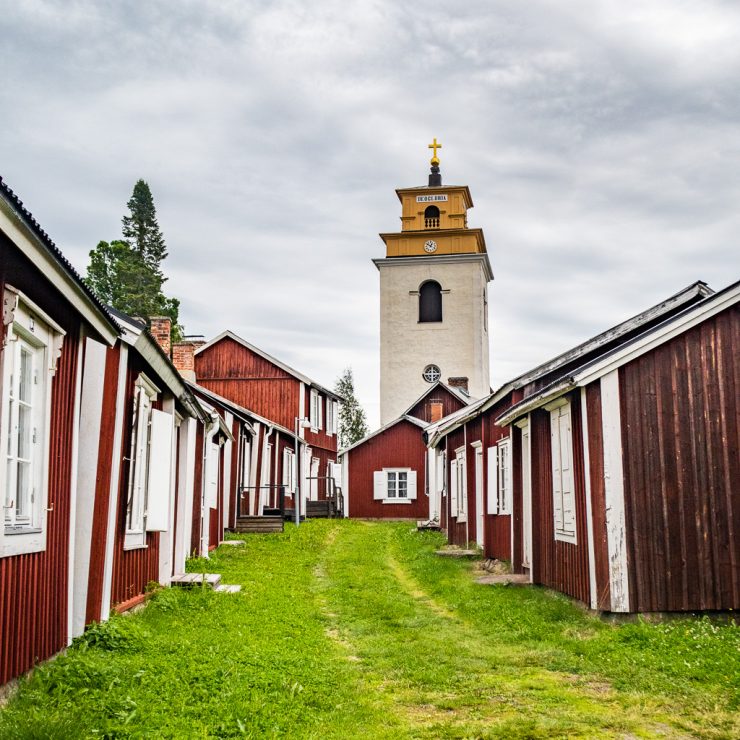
85, 180, 182, 339
334, 367, 369, 448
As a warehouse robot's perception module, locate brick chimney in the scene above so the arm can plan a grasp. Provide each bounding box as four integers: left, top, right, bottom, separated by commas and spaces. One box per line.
447, 376, 469, 393
149, 316, 171, 357
172, 341, 196, 382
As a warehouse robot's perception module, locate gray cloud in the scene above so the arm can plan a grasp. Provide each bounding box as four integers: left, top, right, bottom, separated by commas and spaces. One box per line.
1, 0, 738, 427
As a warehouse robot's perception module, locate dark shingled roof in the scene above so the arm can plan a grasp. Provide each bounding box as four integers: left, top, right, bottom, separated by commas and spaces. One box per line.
0, 175, 121, 333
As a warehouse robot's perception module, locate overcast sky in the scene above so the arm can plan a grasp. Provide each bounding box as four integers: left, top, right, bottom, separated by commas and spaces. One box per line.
2, 0, 738, 428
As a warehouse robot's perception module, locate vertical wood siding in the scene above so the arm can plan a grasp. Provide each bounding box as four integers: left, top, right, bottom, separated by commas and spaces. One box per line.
195, 338, 299, 431
620, 307, 739, 611
347, 420, 428, 519
110, 356, 161, 607
0, 314, 80, 684
85, 344, 121, 623
190, 424, 205, 555
585, 381, 611, 610
407, 385, 467, 422
530, 397, 591, 605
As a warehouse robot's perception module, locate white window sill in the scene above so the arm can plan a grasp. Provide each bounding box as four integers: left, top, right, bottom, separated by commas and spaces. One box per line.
1, 528, 47, 557
382, 498, 413, 504
124, 531, 148, 551
455, 514, 468, 523
555, 530, 577, 545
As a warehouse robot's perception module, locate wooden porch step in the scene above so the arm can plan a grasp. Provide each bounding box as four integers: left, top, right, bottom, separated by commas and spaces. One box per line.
171, 572, 222, 589
306, 501, 331, 518
235, 515, 284, 534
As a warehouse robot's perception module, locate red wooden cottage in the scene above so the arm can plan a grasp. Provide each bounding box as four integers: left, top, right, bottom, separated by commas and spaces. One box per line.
191, 331, 343, 517
1, 176, 119, 684
340, 382, 468, 520
428, 280, 739, 613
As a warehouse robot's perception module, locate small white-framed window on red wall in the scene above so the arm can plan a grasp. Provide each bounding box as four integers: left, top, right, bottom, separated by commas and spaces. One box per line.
1, 286, 65, 558
373, 468, 417, 503
124, 372, 174, 549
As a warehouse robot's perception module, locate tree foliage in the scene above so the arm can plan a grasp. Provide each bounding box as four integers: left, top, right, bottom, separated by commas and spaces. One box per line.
335, 367, 369, 449
85, 179, 181, 338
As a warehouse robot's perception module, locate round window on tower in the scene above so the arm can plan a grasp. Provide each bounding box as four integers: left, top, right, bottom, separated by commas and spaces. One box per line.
422, 364, 441, 383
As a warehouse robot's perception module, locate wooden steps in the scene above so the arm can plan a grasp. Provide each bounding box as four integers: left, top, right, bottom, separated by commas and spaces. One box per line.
235, 515, 284, 534
306, 500, 331, 518
171, 572, 242, 594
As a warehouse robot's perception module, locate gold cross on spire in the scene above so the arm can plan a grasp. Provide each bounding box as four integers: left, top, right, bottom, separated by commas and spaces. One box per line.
428, 137, 442, 165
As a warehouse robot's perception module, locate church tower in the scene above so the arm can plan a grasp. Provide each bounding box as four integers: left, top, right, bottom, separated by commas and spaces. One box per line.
375, 140, 493, 425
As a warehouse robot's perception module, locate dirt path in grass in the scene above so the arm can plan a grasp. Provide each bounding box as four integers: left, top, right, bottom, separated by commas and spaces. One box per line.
316, 521, 730, 739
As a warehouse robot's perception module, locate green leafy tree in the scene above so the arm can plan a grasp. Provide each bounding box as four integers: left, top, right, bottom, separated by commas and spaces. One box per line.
335, 367, 369, 448
85, 180, 182, 339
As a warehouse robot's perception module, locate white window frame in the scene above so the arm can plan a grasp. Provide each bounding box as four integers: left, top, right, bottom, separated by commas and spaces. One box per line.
1, 288, 65, 558
309, 389, 323, 431
124, 373, 160, 550
373, 467, 417, 504
454, 446, 467, 522
496, 437, 512, 515
282, 447, 296, 493
547, 398, 577, 544
326, 399, 338, 436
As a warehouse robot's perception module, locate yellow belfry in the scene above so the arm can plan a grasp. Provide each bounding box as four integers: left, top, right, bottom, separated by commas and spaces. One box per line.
428, 137, 442, 165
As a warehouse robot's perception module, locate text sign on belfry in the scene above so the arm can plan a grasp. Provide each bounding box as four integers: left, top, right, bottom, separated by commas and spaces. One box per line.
416, 194, 448, 203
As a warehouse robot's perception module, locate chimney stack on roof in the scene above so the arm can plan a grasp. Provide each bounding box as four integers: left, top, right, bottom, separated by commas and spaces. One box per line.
172, 341, 196, 382
447, 376, 468, 393
149, 316, 171, 357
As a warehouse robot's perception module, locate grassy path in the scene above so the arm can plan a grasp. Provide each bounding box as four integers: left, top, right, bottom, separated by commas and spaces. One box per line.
1, 520, 737, 738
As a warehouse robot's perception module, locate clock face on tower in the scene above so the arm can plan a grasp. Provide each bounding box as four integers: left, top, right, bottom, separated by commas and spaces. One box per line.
424, 239, 437, 253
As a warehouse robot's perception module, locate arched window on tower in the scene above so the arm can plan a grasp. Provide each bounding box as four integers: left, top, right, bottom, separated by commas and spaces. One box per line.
419, 280, 443, 323
424, 205, 440, 229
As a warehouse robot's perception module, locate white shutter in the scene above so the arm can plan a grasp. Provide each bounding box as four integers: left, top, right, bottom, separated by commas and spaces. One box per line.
373, 471, 385, 500
145, 409, 173, 531
450, 460, 458, 517
487, 446, 498, 514
560, 406, 575, 535
282, 447, 290, 487
332, 402, 338, 434
206, 441, 219, 509
407, 470, 417, 500
318, 396, 324, 430
331, 463, 342, 487
551, 408, 564, 532
436, 452, 445, 494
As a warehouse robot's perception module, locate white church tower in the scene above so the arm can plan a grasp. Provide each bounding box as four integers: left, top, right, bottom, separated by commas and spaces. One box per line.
374, 140, 493, 425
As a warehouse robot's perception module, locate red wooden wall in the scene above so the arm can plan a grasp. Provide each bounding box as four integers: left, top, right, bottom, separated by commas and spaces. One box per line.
347, 420, 428, 519
195, 337, 299, 432
530, 397, 591, 605
407, 385, 466, 423
620, 306, 739, 612
0, 251, 82, 684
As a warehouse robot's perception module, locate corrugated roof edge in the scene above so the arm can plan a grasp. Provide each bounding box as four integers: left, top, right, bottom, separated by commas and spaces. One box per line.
0, 175, 121, 335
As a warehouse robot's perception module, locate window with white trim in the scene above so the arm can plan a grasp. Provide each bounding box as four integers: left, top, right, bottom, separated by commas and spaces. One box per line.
549, 400, 576, 544
309, 389, 323, 431
282, 447, 296, 493
1, 288, 64, 557
124, 374, 160, 549
373, 468, 417, 503
450, 447, 467, 521
326, 399, 338, 436
497, 438, 512, 514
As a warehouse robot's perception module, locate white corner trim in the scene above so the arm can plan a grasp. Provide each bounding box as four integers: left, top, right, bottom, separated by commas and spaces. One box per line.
66, 334, 85, 645
600, 370, 630, 613
101, 343, 128, 621
580, 387, 598, 610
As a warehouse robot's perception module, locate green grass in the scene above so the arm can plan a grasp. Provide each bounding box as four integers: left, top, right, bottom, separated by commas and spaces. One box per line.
1, 520, 737, 738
